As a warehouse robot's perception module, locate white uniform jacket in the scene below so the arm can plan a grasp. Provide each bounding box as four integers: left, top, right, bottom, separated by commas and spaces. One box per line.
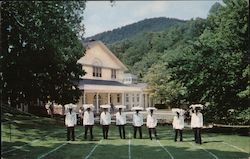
133, 113, 143, 127
65, 112, 77, 127
146, 114, 157, 128
83, 111, 94, 125
100, 112, 111, 125
116, 112, 126, 125
172, 115, 184, 130
191, 113, 203, 128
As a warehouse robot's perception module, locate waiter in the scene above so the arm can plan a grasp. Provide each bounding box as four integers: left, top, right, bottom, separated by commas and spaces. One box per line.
190, 104, 203, 144
132, 106, 143, 139
65, 103, 77, 141
115, 105, 127, 139
83, 104, 95, 140
146, 107, 158, 140
100, 105, 111, 139
172, 108, 185, 142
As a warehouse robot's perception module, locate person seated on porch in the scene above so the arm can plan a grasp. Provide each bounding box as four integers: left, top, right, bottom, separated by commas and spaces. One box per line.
132, 106, 143, 139
146, 107, 158, 140
83, 104, 95, 140
115, 105, 127, 139
100, 105, 111, 139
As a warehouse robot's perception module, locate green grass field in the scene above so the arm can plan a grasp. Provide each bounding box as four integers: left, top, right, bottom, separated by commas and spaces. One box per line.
1, 114, 250, 159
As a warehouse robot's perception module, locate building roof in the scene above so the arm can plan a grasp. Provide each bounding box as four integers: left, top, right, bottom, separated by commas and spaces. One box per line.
79, 79, 126, 86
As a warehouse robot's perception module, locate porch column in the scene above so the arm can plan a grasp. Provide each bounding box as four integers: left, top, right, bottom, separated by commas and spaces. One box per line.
145, 93, 148, 108
122, 92, 125, 105
83, 92, 86, 104
139, 92, 143, 108
96, 92, 99, 113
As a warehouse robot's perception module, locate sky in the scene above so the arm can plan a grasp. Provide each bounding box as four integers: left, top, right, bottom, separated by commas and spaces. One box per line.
83, 1, 221, 38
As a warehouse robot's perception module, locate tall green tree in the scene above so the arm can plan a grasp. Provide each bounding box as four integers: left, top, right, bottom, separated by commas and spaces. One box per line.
169, 0, 249, 124
1, 1, 86, 106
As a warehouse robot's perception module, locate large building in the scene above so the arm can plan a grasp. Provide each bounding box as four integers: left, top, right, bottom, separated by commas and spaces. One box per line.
76, 41, 154, 112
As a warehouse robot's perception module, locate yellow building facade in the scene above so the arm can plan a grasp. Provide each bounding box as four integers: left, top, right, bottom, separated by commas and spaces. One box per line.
76, 41, 154, 112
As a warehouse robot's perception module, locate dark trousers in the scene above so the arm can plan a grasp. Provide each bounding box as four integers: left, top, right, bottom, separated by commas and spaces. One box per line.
102, 125, 109, 139
174, 129, 183, 141
67, 127, 75, 141
134, 126, 142, 139
118, 125, 126, 139
148, 128, 157, 140
84, 125, 93, 139
193, 128, 202, 144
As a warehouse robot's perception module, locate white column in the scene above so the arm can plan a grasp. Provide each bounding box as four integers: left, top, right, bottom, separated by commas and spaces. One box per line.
145, 94, 148, 108
122, 92, 125, 106
96, 92, 99, 113
83, 92, 86, 104
139, 92, 143, 108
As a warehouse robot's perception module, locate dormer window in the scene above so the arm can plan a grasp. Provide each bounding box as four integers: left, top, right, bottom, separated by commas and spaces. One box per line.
93, 66, 102, 77
111, 69, 117, 79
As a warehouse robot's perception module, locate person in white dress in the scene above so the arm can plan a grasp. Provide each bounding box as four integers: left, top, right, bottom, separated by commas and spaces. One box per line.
172, 109, 185, 142
100, 107, 111, 139
191, 107, 203, 144
115, 106, 126, 139
146, 107, 158, 140
65, 106, 77, 141
83, 106, 94, 140
133, 109, 143, 139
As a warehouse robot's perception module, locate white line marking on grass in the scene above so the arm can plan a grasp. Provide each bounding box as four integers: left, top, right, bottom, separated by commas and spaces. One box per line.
188, 142, 219, 159
128, 131, 131, 159
157, 140, 174, 159
37, 132, 83, 159
84, 139, 103, 159
222, 142, 248, 153
2, 131, 61, 155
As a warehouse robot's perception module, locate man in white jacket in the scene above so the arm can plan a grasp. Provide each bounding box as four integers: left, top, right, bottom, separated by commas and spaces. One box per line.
146, 108, 158, 140
100, 107, 111, 139
191, 108, 203, 144
172, 110, 184, 142
115, 106, 126, 139
133, 109, 143, 139
65, 107, 77, 141
83, 107, 94, 140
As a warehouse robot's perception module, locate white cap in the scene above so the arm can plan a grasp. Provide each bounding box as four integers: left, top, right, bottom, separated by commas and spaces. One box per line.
64, 103, 77, 110
100, 104, 111, 109
190, 104, 203, 109
146, 107, 157, 111
131, 106, 143, 111
115, 105, 126, 109
83, 104, 94, 110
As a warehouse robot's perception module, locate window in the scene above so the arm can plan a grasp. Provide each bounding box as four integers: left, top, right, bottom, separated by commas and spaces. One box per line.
126, 94, 129, 102
117, 94, 120, 103
93, 66, 102, 77
111, 69, 117, 79
137, 94, 140, 102
132, 94, 135, 102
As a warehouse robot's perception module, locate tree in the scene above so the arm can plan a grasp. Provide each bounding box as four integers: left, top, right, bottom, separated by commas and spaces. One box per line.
169, 0, 249, 124
1, 1, 86, 107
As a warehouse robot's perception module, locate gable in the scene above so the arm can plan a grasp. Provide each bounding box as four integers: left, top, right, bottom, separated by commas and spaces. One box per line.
77, 41, 128, 71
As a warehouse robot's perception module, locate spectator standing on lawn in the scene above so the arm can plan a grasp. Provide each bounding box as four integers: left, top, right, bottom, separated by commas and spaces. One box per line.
65, 103, 77, 141
115, 105, 127, 139
100, 105, 111, 139
132, 106, 143, 139
172, 108, 185, 142
146, 107, 158, 140
83, 104, 95, 140
190, 104, 203, 144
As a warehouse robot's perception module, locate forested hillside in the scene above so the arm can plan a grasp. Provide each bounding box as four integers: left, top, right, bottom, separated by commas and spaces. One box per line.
109, 1, 249, 125
86, 17, 186, 44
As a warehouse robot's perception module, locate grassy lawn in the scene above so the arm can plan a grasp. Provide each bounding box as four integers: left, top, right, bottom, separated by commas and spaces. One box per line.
1, 114, 249, 159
